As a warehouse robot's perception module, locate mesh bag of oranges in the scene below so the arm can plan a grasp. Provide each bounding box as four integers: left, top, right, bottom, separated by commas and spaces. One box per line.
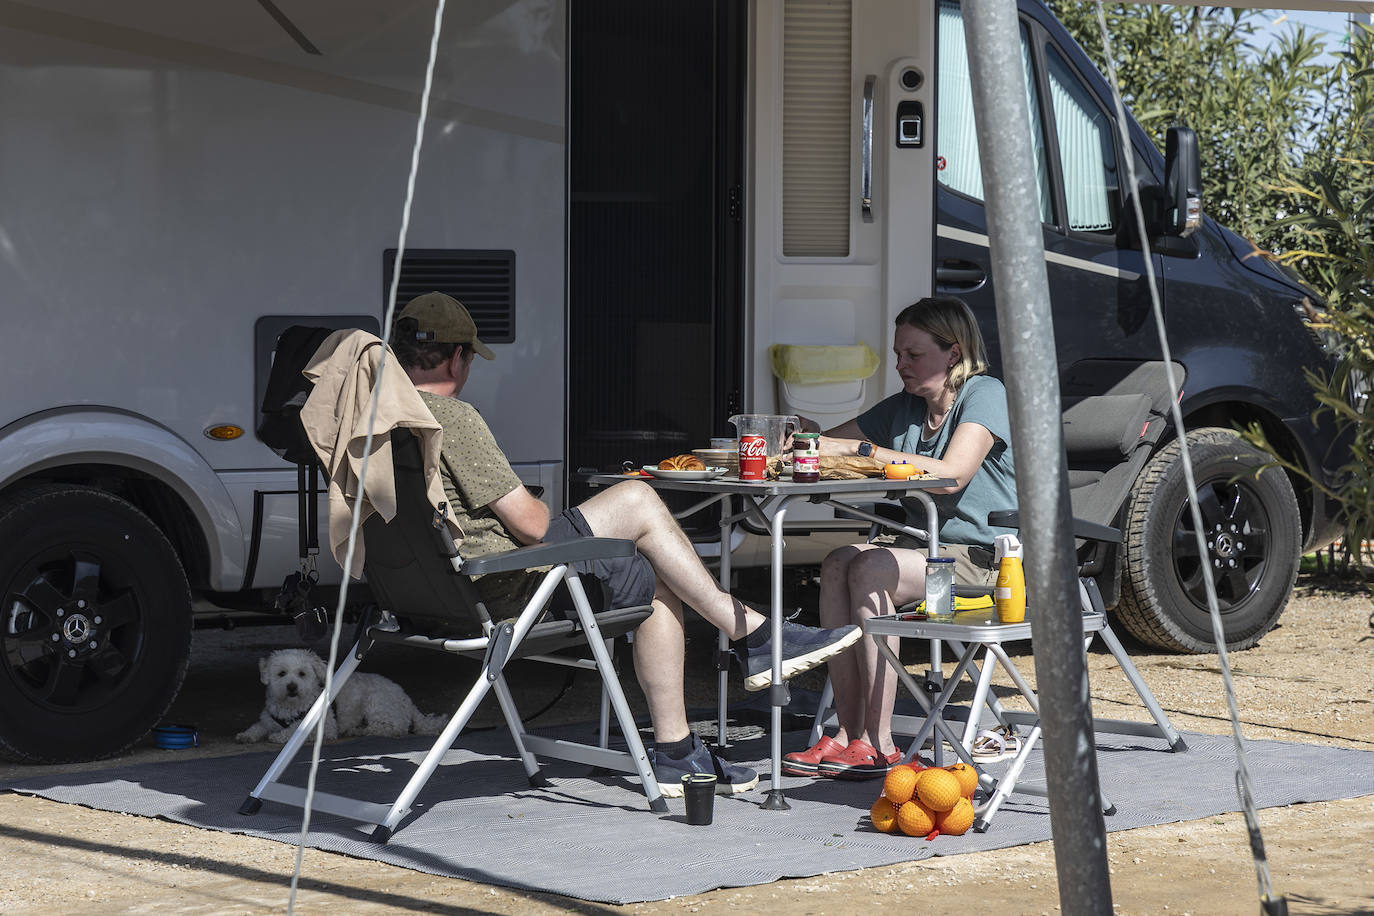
868, 761, 979, 839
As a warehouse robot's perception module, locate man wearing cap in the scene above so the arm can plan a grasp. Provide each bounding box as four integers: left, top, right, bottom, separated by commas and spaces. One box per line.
392, 292, 863, 797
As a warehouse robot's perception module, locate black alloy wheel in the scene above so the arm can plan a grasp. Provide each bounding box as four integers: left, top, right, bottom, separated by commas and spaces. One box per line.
0, 486, 192, 762
1116, 429, 1301, 653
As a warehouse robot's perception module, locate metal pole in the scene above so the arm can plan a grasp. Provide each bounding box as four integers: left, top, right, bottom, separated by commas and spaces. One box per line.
960, 1, 1112, 911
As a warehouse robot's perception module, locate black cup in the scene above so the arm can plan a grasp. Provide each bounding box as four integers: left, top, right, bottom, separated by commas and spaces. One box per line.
682, 773, 717, 825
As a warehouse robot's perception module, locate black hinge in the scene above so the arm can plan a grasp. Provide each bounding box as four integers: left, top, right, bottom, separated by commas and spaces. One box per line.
727, 185, 743, 222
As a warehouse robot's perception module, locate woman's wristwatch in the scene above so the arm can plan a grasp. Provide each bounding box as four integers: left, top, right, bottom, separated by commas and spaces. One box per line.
857, 441, 874, 458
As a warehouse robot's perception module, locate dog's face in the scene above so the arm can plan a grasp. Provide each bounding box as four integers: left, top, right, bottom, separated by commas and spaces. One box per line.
259, 649, 328, 707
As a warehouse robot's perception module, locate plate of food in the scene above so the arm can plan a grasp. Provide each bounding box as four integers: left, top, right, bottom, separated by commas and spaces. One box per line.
641, 466, 730, 481
642, 455, 730, 480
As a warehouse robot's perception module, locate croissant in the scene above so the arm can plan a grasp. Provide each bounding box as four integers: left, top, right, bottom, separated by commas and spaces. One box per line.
658, 454, 706, 471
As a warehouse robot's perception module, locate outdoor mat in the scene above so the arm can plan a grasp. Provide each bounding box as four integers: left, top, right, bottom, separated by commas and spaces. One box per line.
4, 722, 1372, 904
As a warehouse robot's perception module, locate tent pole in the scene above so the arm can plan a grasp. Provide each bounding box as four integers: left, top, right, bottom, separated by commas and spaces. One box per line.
960, 0, 1113, 911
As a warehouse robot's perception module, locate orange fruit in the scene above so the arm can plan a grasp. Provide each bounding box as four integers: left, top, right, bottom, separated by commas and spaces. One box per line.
935, 796, 975, 836
870, 796, 899, 833
896, 799, 937, 837
915, 767, 962, 812
945, 762, 978, 798
882, 765, 918, 805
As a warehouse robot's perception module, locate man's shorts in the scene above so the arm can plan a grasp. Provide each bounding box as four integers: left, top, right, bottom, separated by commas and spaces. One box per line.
544, 505, 657, 610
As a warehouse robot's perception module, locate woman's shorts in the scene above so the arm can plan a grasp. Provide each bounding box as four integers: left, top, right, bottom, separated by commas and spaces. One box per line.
870, 533, 998, 587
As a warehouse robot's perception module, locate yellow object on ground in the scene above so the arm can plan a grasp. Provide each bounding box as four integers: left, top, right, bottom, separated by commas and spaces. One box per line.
882, 766, 918, 805
945, 762, 979, 798
896, 800, 937, 837
936, 797, 975, 836
916, 768, 962, 812
869, 797, 899, 833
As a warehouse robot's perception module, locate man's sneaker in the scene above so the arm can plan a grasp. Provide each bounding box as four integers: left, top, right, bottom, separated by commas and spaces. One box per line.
782, 734, 846, 777
815, 739, 901, 779
650, 734, 759, 797
737, 620, 863, 692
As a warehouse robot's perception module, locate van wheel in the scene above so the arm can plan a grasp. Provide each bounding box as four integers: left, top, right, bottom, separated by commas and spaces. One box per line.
0, 486, 192, 762
1116, 429, 1300, 653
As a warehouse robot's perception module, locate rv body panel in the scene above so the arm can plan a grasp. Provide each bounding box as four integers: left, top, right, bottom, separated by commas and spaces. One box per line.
0, 1, 569, 576
750, 0, 935, 418
0, 408, 245, 588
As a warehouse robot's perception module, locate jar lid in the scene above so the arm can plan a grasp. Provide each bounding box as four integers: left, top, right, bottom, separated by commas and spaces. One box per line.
794, 432, 819, 440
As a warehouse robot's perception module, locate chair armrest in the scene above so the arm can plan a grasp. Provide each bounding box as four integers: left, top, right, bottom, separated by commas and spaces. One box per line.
459, 537, 637, 575
987, 510, 1121, 545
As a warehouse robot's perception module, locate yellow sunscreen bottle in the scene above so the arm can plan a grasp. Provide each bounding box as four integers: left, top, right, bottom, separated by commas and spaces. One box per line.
993, 534, 1026, 623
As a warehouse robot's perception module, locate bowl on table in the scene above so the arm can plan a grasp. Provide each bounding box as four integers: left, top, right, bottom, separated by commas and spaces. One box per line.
692, 448, 738, 477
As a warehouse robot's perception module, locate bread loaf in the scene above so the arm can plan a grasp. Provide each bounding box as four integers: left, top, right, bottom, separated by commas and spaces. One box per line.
658, 454, 706, 471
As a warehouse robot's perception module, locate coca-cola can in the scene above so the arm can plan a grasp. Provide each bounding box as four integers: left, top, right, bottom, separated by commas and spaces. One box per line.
738, 434, 767, 480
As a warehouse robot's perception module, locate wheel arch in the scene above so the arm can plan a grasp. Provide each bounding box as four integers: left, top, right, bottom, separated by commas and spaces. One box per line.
0, 408, 245, 590
1178, 395, 1314, 548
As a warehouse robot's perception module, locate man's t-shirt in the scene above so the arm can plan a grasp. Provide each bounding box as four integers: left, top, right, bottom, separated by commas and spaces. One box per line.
418, 390, 535, 617
856, 374, 1017, 548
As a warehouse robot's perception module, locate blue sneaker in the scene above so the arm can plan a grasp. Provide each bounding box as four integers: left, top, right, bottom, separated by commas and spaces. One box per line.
737, 620, 863, 692
651, 734, 759, 796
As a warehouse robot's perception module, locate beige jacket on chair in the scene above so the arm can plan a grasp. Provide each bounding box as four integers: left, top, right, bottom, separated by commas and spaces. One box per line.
300, 329, 462, 578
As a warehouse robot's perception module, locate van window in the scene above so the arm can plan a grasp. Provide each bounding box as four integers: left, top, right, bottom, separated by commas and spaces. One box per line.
936, 0, 1051, 224
1046, 45, 1117, 232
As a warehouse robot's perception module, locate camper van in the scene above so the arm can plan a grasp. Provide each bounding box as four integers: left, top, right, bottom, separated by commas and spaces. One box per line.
0, 0, 1347, 762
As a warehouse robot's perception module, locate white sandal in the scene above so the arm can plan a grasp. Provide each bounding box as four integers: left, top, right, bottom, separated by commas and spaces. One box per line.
971, 726, 1022, 763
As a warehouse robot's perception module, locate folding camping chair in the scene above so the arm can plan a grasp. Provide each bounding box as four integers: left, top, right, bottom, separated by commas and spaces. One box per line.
241, 335, 666, 842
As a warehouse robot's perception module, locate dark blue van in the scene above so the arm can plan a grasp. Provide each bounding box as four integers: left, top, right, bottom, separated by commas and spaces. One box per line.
932, 0, 1347, 651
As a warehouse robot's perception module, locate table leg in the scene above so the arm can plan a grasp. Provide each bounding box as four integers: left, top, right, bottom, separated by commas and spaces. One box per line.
715, 496, 732, 750
961, 645, 1000, 751
874, 636, 980, 768
761, 497, 794, 810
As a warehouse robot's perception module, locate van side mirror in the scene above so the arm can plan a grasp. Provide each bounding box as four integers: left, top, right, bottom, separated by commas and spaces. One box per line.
1163, 126, 1201, 237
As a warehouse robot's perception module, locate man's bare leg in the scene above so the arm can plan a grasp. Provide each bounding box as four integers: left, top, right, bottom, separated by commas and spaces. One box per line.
576, 480, 763, 638
632, 586, 689, 744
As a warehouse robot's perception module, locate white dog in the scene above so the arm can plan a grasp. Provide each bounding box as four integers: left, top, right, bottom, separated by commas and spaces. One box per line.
236, 648, 446, 744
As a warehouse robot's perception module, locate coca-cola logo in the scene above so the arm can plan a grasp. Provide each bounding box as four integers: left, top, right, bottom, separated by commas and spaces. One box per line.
739, 436, 767, 458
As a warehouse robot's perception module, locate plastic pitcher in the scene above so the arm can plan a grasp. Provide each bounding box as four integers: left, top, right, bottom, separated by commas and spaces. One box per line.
728, 413, 799, 480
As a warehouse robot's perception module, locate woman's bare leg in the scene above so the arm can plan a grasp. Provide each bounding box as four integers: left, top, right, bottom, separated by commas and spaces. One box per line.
819, 543, 886, 745
843, 547, 928, 755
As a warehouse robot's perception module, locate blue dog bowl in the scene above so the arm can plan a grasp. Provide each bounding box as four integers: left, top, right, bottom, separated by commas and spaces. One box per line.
152, 724, 199, 750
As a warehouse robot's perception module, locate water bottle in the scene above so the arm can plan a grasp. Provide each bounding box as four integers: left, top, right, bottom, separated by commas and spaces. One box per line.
924, 557, 956, 622
993, 534, 1026, 623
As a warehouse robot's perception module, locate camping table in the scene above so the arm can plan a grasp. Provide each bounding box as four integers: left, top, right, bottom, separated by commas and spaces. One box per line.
583, 471, 954, 810
865, 607, 1185, 831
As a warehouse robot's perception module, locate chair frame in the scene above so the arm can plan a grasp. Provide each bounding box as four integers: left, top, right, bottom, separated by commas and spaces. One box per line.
240, 430, 667, 842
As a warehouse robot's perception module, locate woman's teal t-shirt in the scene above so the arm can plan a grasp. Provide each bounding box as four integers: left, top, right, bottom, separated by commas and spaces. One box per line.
856, 374, 1017, 548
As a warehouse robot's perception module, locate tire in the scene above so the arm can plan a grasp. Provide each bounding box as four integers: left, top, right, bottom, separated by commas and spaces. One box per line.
1116, 429, 1301, 653
0, 486, 193, 762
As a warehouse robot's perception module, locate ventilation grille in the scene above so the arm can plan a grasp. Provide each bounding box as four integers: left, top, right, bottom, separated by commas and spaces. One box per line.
783, 0, 852, 258
383, 249, 516, 342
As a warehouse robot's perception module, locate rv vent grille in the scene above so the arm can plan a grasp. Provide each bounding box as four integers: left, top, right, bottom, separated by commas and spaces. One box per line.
782, 0, 852, 257
383, 248, 516, 343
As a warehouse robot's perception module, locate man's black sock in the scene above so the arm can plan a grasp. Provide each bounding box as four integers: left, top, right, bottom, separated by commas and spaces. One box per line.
730, 623, 771, 657
657, 734, 695, 759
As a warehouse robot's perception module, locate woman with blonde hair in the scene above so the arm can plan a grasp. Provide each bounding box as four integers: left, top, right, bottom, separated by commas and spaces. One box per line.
785, 295, 1017, 779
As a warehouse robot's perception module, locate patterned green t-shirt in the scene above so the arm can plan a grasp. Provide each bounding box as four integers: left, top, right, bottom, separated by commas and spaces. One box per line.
417, 390, 536, 617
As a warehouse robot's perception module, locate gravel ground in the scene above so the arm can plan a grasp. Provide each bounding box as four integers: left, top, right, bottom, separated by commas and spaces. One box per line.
1, 572, 1371, 914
